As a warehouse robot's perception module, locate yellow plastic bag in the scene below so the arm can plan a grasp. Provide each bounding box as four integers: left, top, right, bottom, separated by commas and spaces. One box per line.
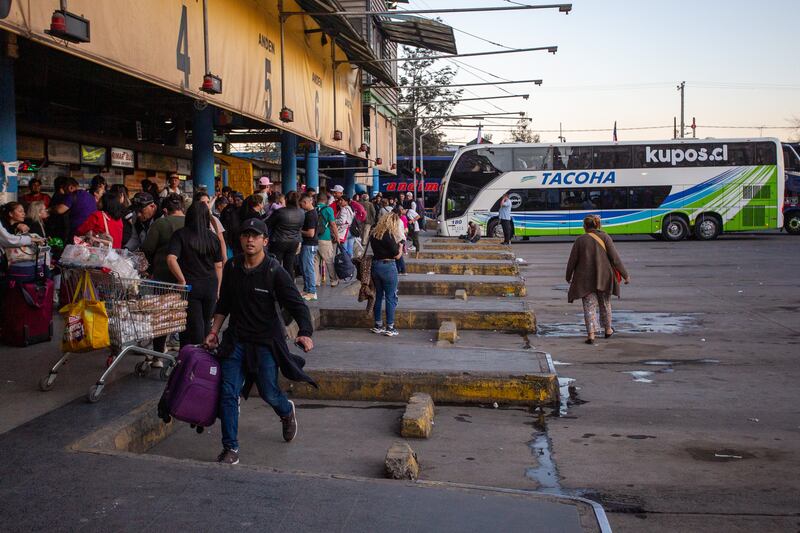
59, 271, 110, 353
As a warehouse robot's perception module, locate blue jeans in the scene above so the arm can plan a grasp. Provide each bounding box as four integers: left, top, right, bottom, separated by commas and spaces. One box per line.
219, 342, 293, 451
344, 235, 355, 256
372, 260, 399, 326
300, 244, 317, 294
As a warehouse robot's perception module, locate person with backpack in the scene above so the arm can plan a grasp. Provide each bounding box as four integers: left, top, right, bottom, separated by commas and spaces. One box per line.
314, 193, 339, 288
205, 218, 315, 465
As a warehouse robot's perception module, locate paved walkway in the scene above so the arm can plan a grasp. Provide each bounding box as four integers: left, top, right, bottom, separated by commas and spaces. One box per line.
0, 375, 604, 532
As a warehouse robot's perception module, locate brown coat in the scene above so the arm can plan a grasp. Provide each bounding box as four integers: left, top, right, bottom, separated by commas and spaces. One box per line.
566, 230, 629, 303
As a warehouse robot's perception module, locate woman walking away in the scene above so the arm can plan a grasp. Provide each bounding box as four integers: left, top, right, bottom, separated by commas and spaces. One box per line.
369, 212, 402, 337
167, 201, 224, 347
566, 215, 630, 345
267, 190, 305, 275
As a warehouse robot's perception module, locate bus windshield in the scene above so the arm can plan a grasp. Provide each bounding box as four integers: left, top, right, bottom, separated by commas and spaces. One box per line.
444, 148, 512, 219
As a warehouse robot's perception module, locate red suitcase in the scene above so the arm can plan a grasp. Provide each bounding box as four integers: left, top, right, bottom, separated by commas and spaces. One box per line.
2, 279, 54, 346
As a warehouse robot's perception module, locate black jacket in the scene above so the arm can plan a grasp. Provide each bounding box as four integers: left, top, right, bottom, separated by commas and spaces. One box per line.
215, 254, 316, 393
267, 206, 305, 244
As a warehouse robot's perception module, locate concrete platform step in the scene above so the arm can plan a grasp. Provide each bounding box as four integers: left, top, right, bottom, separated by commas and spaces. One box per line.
406, 258, 519, 276
398, 273, 526, 297
428, 237, 503, 244
317, 296, 535, 332
423, 242, 509, 251
282, 331, 557, 406
415, 250, 515, 261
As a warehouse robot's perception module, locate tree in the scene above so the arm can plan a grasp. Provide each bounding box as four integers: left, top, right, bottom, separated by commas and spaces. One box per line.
396, 46, 463, 156
506, 118, 539, 143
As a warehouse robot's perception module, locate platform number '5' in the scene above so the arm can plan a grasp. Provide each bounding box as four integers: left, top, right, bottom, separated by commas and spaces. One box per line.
265, 58, 272, 119
176, 6, 191, 88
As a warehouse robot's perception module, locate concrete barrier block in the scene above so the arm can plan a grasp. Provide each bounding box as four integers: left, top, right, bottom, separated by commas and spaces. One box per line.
401, 392, 435, 438
454, 289, 468, 301
385, 442, 420, 480
438, 321, 458, 343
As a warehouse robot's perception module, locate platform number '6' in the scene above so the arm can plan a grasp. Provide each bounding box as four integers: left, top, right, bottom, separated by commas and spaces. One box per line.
265, 59, 272, 119
176, 6, 191, 88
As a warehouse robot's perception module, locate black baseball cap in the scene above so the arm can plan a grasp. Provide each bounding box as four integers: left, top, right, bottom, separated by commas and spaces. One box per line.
131, 192, 155, 210
240, 218, 268, 236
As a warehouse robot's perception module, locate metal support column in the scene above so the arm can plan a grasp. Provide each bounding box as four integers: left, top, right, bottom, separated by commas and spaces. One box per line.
281, 131, 298, 193
372, 166, 380, 196
344, 168, 356, 199
192, 105, 215, 194
0, 53, 18, 201
306, 142, 319, 191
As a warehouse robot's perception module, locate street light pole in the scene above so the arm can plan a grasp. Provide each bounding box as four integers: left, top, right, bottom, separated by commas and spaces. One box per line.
677, 81, 686, 139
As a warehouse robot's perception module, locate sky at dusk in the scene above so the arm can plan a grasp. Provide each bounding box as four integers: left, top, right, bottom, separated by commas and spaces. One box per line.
400, 0, 800, 145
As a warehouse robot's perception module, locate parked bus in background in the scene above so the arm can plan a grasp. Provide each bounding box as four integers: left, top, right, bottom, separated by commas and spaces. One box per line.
782, 142, 800, 234
436, 138, 784, 241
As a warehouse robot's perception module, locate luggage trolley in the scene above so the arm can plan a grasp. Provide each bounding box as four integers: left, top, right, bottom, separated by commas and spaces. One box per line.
39, 266, 191, 403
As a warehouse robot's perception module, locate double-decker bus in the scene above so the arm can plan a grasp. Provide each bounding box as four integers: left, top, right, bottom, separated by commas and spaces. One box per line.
436, 138, 784, 241
783, 142, 800, 234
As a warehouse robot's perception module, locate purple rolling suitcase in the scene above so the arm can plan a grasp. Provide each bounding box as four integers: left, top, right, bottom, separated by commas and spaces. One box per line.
158, 344, 220, 432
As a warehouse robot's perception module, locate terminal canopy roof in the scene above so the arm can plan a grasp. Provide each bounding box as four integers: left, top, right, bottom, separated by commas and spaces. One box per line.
294, 0, 396, 86
376, 15, 457, 55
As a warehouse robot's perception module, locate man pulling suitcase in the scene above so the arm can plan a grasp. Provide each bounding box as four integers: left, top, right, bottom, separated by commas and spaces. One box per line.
205, 218, 315, 465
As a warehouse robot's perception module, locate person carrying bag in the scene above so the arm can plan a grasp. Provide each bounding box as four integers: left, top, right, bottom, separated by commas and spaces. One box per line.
60, 270, 110, 353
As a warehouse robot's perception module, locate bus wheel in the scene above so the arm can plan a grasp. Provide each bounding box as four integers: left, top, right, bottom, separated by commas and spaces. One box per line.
785, 212, 800, 235
694, 215, 721, 241
486, 219, 504, 239
662, 216, 689, 241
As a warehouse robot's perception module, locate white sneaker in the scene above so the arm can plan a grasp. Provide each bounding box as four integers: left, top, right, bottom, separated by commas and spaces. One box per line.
383, 326, 399, 337
302, 293, 318, 301
371, 324, 386, 334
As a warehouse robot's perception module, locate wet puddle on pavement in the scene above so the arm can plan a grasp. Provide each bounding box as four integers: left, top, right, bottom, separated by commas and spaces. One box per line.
621, 358, 720, 383
537, 311, 701, 337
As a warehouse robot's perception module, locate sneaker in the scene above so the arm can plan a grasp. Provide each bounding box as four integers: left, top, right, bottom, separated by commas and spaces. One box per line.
302, 293, 318, 301
281, 400, 298, 442
383, 326, 399, 337
330, 281, 339, 288
151, 358, 164, 368
370, 324, 386, 334
217, 448, 239, 465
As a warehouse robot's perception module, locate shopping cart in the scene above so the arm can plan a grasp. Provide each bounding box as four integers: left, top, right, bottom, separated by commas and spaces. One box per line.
39, 266, 191, 403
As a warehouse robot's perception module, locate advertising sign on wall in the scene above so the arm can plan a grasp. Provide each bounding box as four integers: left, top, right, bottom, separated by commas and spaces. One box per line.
81, 145, 108, 166
138, 152, 177, 172
110, 147, 135, 168
47, 140, 80, 164
16, 136, 46, 160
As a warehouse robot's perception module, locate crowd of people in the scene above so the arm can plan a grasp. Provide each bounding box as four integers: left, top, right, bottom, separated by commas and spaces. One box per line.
0, 173, 424, 340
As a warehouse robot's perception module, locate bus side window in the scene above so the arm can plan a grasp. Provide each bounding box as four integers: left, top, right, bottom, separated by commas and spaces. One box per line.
565, 146, 592, 170
593, 146, 632, 169
728, 143, 753, 166
513, 147, 549, 171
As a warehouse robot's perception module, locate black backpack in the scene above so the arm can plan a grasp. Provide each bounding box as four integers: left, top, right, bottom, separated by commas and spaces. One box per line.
315, 206, 329, 239
334, 244, 355, 280
349, 216, 363, 238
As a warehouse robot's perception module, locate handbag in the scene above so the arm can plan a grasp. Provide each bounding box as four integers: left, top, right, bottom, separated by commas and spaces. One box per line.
587, 232, 623, 284
59, 270, 110, 353
4, 234, 42, 264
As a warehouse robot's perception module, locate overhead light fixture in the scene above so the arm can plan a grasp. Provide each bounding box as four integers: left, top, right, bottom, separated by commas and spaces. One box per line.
280, 107, 295, 123
201, 73, 223, 94
164, 117, 173, 125
45, 9, 90, 43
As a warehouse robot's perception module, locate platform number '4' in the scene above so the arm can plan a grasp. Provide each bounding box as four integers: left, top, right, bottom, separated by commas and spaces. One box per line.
265, 58, 272, 119
176, 6, 191, 88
